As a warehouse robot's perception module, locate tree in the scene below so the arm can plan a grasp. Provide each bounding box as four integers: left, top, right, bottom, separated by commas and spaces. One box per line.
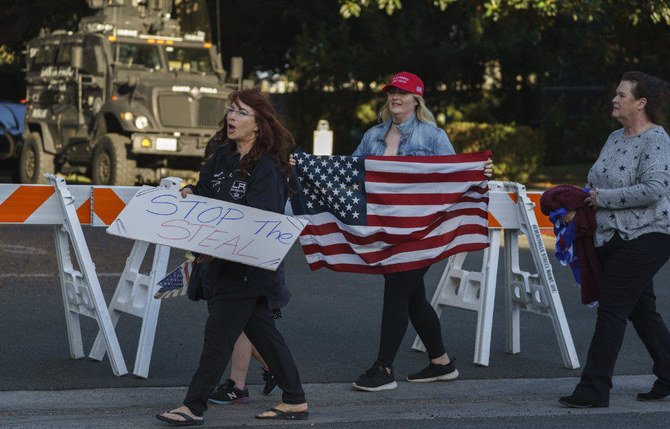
0, 0, 91, 55
338, 0, 670, 25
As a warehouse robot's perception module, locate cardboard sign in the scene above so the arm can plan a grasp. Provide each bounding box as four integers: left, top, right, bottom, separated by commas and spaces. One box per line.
106, 186, 308, 271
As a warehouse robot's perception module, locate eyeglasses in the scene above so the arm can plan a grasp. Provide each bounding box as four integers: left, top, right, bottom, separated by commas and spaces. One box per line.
226, 106, 253, 118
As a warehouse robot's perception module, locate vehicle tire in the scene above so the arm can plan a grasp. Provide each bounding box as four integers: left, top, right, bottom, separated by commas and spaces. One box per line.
19, 132, 54, 184
91, 134, 137, 186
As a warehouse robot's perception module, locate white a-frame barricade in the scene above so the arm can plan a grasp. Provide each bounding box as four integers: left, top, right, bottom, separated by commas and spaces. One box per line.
0, 176, 175, 377
412, 181, 580, 369
36, 174, 128, 375
88, 177, 179, 378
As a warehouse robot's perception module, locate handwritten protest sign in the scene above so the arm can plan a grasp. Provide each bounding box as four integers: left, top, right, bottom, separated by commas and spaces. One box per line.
106, 186, 308, 271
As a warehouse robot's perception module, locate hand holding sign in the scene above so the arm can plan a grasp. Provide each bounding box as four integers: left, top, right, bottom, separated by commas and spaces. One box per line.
106, 186, 308, 271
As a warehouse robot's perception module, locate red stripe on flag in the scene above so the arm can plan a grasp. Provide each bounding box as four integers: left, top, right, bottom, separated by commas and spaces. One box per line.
367, 191, 487, 206
366, 169, 484, 184
306, 242, 490, 274
367, 206, 488, 228
301, 208, 480, 245
302, 224, 488, 265
366, 150, 492, 164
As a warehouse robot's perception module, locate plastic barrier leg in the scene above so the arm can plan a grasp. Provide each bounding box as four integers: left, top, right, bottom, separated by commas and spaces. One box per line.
473, 229, 501, 366
511, 183, 580, 369
504, 229, 522, 355
88, 240, 170, 377
53, 225, 86, 359
411, 230, 501, 368
88, 177, 179, 377
411, 230, 500, 367
47, 174, 128, 376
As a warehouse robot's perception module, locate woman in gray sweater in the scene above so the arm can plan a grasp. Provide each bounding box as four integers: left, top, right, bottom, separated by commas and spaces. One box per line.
560, 71, 670, 408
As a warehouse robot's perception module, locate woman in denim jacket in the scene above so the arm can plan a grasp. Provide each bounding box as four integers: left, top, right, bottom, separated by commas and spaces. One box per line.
351, 72, 493, 392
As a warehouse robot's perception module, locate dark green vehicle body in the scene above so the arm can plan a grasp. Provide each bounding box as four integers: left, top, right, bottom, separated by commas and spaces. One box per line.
20, 0, 240, 185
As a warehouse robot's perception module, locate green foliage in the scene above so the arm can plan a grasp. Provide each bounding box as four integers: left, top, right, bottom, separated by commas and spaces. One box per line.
0, 0, 91, 57
528, 163, 592, 188
446, 121, 545, 183
270, 90, 378, 155
339, 0, 670, 24
0, 45, 15, 65
340, 0, 458, 17
539, 91, 616, 165
1, 0, 669, 171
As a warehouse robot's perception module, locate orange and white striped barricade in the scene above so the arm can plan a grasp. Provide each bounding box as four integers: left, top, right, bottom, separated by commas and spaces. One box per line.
412, 181, 579, 369
0, 175, 127, 376
88, 177, 179, 378
0, 176, 174, 378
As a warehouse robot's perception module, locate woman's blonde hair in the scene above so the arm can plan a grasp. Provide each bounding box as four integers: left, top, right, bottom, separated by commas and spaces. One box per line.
378, 95, 436, 125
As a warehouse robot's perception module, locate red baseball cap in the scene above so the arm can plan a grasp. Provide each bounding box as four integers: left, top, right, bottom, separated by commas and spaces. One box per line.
381, 71, 424, 96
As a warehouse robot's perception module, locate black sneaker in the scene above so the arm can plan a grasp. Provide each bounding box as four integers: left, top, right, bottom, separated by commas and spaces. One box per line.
352, 363, 398, 392
407, 359, 459, 382
636, 388, 670, 402
208, 379, 251, 404
559, 394, 608, 408
262, 368, 278, 395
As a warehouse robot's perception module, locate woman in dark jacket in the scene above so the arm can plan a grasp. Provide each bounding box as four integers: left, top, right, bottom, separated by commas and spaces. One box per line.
157, 89, 308, 426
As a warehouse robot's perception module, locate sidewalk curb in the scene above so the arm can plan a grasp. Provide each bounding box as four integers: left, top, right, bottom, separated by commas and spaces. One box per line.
1, 375, 667, 428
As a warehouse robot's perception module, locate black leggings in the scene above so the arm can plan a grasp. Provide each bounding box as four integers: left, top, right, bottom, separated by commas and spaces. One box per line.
376, 266, 446, 368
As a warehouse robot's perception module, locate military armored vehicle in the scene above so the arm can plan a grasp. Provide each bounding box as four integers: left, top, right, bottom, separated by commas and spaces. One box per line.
20, 0, 243, 185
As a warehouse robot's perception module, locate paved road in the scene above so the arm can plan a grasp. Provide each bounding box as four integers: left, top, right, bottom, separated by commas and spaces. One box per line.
1, 224, 670, 427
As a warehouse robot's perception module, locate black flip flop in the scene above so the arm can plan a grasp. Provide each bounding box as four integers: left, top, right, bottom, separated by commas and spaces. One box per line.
255, 407, 309, 420
156, 411, 204, 426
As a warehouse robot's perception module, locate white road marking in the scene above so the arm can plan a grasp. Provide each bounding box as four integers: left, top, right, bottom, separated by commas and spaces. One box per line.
0, 245, 49, 255
0, 273, 122, 279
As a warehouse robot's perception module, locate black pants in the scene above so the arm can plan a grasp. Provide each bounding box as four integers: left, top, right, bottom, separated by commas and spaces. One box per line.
574, 232, 670, 404
183, 295, 305, 416
376, 266, 446, 368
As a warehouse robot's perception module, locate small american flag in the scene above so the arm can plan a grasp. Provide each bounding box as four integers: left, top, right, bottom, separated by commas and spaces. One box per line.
290, 150, 491, 274
154, 260, 193, 299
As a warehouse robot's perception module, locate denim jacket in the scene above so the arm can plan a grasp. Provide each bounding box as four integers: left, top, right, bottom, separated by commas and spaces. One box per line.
352, 114, 455, 157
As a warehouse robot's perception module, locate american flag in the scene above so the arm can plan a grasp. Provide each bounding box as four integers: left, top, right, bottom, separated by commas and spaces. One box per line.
290, 150, 491, 274
154, 260, 193, 299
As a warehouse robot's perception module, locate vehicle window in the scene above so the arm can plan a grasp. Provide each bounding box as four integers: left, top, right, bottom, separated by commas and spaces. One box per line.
82, 44, 98, 74
56, 45, 73, 65
82, 38, 104, 75
114, 43, 161, 70
35, 44, 56, 65
165, 46, 213, 73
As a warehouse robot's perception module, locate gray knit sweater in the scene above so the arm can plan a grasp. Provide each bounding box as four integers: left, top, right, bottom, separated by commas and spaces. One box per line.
587, 125, 670, 247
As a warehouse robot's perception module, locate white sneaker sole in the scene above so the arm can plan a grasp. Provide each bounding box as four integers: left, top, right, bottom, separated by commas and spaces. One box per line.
351, 381, 398, 392
406, 369, 459, 383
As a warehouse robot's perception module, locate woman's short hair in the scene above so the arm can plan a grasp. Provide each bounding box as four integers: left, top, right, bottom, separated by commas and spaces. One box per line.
621, 71, 670, 124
